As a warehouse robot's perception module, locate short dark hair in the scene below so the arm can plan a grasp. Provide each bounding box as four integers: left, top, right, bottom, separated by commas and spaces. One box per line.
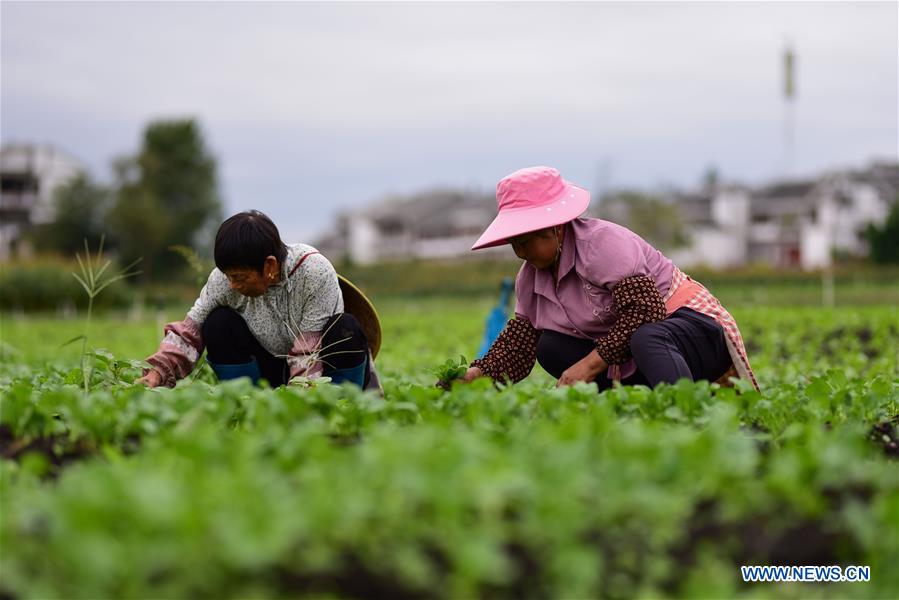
214, 210, 288, 273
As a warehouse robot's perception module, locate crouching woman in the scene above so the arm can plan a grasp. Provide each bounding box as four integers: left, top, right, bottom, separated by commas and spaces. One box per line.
463, 166, 758, 391
139, 210, 381, 390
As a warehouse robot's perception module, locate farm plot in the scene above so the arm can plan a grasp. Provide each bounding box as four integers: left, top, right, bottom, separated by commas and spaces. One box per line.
1, 302, 897, 599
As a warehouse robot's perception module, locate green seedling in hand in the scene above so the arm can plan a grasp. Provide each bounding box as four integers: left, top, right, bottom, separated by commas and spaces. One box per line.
431, 355, 468, 390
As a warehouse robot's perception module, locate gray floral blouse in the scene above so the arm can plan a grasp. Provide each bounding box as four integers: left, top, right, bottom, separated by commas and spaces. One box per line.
145, 243, 383, 389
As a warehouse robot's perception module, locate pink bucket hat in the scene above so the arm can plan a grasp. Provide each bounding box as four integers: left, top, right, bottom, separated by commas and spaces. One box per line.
471, 166, 590, 250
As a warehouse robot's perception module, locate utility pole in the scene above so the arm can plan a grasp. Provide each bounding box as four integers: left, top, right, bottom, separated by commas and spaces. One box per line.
783, 40, 797, 177
784, 41, 832, 304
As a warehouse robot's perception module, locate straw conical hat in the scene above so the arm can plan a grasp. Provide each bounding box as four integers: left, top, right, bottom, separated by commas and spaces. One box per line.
337, 275, 381, 359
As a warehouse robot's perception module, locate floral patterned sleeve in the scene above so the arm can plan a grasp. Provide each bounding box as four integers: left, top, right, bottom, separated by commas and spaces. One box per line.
144, 270, 232, 387
470, 317, 541, 383
595, 275, 667, 365
144, 317, 204, 388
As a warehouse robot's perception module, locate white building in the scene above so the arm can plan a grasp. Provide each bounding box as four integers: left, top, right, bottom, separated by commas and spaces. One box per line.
742, 164, 897, 269
666, 186, 752, 269
658, 162, 896, 270
316, 189, 504, 265
1, 144, 84, 259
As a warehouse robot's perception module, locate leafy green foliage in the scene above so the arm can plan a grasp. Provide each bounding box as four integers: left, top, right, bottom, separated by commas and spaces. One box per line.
29, 173, 111, 255
864, 198, 899, 264
2, 375, 897, 599
109, 118, 222, 280
168, 244, 212, 286
431, 355, 468, 389
597, 190, 691, 252
0, 258, 132, 311
1, 301, 897, 598
70, 238, 141, 392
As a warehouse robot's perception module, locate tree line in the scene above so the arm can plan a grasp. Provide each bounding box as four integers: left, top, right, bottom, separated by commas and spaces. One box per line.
32, 118, 222, 281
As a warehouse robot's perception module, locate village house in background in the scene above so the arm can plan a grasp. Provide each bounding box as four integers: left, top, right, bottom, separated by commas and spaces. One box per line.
0, 144, 83, 260
315, 189, 506, 264
318, 161, 899, 270
660, 162, 899, 270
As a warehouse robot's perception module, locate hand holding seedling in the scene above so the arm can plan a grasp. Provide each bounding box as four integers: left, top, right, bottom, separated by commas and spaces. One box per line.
432, 355, 469, 390
460, 366, 484, 382
139, 369, 163, 388
556, 350, 607, 387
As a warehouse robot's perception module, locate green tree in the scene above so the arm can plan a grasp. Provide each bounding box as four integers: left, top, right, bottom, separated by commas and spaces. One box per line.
702, 165, 720, 190
109, 119, 222, 279
597, 191, 691, 252
31, 174, 110, 254
864, 199, 899, 264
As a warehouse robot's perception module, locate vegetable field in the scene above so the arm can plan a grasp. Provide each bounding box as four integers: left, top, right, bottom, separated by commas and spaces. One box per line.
1, 299, 897, 599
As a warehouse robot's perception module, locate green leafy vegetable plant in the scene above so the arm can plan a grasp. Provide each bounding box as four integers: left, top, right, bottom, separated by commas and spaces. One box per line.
432, 355, 468, 390
68, 237, 141, 392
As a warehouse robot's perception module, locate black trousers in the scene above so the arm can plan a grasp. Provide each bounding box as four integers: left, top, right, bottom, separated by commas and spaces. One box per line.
535, 307, 732, 390
201, 307, 369, 386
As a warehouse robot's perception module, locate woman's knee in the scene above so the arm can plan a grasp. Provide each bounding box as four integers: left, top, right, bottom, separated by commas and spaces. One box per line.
201, 307, 261, 367
629, 322, 668, 357
321, 313, 368, 369
201, 307, 243, 345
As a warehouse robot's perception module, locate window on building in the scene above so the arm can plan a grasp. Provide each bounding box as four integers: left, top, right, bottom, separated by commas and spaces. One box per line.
0, 174, 39, 194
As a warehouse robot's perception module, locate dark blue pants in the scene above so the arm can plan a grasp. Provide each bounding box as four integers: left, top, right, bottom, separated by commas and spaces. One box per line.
535, 307, 732, 390
201, 307, 369, 387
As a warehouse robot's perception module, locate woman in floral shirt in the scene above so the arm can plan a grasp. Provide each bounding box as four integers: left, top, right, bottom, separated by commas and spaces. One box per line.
464, 166, 757, 391
139, 210, 380, 390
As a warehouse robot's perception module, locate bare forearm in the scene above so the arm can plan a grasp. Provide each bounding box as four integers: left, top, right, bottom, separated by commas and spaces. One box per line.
584, 350, 608, 376
557, 349, 608, 387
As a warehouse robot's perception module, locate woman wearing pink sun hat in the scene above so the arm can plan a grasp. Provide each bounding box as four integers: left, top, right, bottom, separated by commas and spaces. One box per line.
464, 166, 758, 391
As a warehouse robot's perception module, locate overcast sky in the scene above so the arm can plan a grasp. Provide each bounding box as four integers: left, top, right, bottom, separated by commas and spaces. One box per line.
2, 1, 896, 242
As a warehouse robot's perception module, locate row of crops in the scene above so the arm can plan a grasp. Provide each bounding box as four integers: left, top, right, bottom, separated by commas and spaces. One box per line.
1, 303, 897, 598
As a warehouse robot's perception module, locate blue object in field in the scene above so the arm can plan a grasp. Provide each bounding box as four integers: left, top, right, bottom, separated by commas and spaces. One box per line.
209, 358, 262, 384
478, 277, 514, 358
327, 355, 368, 388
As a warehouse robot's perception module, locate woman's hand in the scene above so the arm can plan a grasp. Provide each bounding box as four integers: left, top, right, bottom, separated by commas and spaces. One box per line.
460, 366, 484, 383
138, 369, 163, 388
436, 366, 483, 390
557, 351, 607, 387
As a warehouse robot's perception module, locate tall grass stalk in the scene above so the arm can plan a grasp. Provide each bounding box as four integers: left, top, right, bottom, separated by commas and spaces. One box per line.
71, 237, 141, 392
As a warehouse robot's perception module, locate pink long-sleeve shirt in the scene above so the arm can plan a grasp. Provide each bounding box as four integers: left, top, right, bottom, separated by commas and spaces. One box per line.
513, 217, 675, 380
